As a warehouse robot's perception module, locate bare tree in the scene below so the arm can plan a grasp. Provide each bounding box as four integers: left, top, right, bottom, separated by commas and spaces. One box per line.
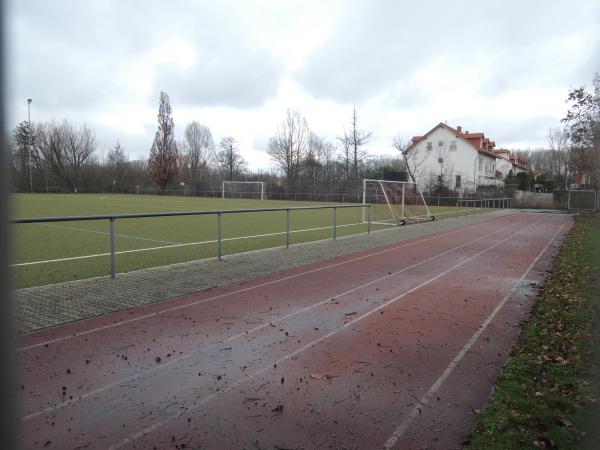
106, 141, 129, 191
339, 106, 372, 181
11, 121, 33, 191
182, 121, 214, 190
547, 127, 570, 189
215, 137, 246, 180
33, 120, 96, 191
64, 124, 97, 191
305, 133, 338, 190
148, 92, 179, 190
267, 109, 310, 189
392, 134, 425, 184
336, 133, 352, 180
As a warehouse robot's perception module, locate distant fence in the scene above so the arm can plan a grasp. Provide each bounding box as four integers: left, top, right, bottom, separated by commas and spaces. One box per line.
513, 191, 554, 209
512, 190, 600, 211
25, 187, 517, 208
568, 190, 599, 211
23, 186, 598, 212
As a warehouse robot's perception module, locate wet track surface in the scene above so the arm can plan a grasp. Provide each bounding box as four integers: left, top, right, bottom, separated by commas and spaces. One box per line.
17, 212, 572, 449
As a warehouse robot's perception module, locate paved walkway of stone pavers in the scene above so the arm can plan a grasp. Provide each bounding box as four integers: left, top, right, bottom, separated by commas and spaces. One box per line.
13, 211, 513, 334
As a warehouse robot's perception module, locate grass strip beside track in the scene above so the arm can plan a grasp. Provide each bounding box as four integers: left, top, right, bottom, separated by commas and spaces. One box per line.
467, 214, 600, 449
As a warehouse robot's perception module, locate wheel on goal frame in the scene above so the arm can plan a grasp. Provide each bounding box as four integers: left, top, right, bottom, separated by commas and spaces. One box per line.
397, 219, 406, 226
429, 215, 435, 221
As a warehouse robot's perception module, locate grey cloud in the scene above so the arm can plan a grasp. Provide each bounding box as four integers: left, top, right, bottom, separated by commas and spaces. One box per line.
454, 114, 558, 149
154, 47, 283, 109
298, 0, 600, 102
252, 135, 270, 152
381, 81, 429, 109
92, 122, 158, 161
9, 0, 284, 123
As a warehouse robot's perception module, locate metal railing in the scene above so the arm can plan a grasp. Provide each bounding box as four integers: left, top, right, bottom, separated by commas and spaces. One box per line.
12, 204, 372, 279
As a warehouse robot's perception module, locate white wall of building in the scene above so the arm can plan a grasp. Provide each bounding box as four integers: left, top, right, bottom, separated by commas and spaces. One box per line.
496, 156, 528, 178
406, 126, 499, 193
496, 157, 513, 178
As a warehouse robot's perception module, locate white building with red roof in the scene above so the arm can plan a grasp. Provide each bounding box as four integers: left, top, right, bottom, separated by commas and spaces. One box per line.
404, 122, 503, 193
494, 148, 529, 177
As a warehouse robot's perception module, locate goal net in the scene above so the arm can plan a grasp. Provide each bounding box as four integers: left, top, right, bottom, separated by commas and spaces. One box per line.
568, 190, 598, 211
222, 181, 265, 200
362, 179, 434, 225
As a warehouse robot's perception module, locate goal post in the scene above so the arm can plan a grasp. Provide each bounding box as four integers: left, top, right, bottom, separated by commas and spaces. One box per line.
222, 181, 265, 200
362, 179, 434, 226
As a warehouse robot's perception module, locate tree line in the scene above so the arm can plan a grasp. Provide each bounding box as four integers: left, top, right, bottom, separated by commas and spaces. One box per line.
9, 72, 599, 195
8, 91, 398, 195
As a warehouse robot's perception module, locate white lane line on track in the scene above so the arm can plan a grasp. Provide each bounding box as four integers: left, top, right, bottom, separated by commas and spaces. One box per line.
381, 221, 568, 449
18, 212, 518, 351
20, 214, 533, 421
107, 215, 556, 449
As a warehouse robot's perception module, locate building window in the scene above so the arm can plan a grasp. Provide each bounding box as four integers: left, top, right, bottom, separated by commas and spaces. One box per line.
438, 157, 443, 164
438, 140, 444, 147
426, 142, 433, 151
456, 175, 461, 188
449, 141, 457, 151
478, 159, 483, 170
437, 175, 443, 184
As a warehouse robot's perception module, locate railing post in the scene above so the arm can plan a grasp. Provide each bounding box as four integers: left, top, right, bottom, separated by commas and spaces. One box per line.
367, 205, 371, 234
217, 212, 222, 260
333, 207, 337, 240
286, 209, 290, 248
109, 217, 116, 278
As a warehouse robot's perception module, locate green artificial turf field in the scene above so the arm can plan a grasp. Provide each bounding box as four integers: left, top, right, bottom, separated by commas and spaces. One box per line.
11, 193, 486, 288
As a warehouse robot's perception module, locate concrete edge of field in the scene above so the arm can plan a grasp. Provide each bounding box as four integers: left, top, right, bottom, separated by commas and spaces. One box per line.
14, 210, 515, 334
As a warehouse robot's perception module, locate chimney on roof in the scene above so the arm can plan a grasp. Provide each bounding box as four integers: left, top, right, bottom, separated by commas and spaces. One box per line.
456, 125, 462, 134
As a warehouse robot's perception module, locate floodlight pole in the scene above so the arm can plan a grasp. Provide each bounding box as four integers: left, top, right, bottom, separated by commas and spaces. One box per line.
27, 98, 33, 193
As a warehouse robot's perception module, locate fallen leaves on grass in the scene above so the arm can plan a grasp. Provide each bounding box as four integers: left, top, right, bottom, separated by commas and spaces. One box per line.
467, 221, 599, 449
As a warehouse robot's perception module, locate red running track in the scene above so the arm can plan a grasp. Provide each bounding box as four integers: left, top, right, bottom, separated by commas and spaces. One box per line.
17, 212, 572, 449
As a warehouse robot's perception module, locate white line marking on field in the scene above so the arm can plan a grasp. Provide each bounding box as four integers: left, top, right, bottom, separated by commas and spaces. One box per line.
36, 222, 183, 245
18, 213, 518, 351
13, 207, 491, 267
381, 222, 568, 449
20, 214, 532, 421
107, 216, 555, 449
12, 222, 368, 267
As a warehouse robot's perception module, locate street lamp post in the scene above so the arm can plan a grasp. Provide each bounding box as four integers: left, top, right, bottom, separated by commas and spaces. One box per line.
27, 98, 33, 192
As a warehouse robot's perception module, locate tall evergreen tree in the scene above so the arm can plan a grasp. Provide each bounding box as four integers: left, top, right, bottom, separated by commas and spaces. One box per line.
148, 92, 179, 190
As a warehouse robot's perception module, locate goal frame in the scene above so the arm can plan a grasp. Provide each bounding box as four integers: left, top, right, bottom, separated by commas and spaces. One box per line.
362, 178, 434, 225
222, 181, 265, 200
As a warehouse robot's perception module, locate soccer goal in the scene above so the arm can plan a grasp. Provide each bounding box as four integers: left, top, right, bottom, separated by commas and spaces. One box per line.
567, 190, 598, 211
222, 181, 265, 200
362, 179, 435, 226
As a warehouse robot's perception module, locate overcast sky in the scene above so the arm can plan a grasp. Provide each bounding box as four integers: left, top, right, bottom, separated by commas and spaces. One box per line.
7, 0, 600, 170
